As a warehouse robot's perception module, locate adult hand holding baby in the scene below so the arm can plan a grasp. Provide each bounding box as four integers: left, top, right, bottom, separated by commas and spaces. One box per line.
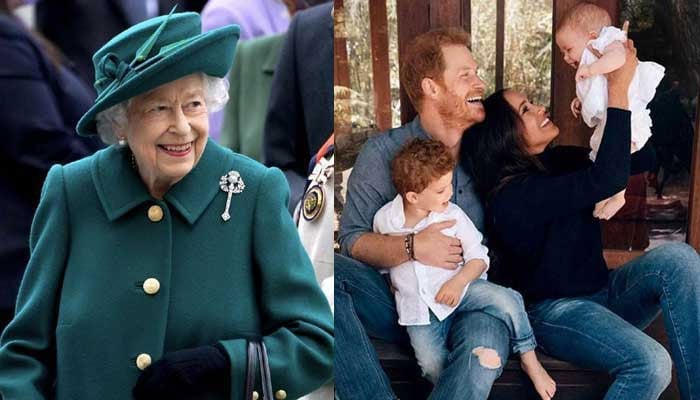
604, 22, 638, 110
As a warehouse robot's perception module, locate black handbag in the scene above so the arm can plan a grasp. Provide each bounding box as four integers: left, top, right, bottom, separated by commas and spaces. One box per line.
245, 341, 273, 399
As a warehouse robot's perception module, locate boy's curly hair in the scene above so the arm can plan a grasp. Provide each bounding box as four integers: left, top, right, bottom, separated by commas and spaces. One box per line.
391, 138, 455, 196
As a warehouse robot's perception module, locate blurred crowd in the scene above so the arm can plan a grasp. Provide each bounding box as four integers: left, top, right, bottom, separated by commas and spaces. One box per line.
0, 0, 332, 330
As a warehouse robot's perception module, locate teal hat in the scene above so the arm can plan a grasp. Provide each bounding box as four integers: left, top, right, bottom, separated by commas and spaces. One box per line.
76, 8, 240, 136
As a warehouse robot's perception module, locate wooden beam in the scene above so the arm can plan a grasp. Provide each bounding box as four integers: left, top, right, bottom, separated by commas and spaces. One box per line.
687, 103, 700, 251
495, 0, 504, 91
429, 0, 462, 29
462, 0, 471, 35
369, 0, 392, 131
604, 249, 643, 269
333, 0, 352, 136
397, 0, 430, 123
333, 0, 351, 88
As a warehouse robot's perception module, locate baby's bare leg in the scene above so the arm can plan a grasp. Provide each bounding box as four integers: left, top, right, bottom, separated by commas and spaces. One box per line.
521, 350, 556, 400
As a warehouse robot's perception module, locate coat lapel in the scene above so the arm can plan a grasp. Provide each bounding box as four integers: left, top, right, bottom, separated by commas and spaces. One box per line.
165, 140, 229, 225
93, 139, 230, 225
92, 146, 151, 221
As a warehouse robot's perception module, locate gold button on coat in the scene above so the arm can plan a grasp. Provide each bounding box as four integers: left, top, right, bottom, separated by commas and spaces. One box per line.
136, 353, 151, 370
275, 390, 287, 399
147, 205, 163, 222
143, 278, 160, 295
252, 391, 259, 400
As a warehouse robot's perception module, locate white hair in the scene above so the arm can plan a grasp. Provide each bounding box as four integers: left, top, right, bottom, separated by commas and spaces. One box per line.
95, 73, 229, 145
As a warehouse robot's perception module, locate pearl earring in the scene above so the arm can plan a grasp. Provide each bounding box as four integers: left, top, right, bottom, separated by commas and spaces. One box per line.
118, 137, 127, 146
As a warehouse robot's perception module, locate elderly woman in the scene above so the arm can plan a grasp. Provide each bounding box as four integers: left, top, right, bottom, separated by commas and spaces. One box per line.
462, 40, 700, 400
0, 10, 333, 400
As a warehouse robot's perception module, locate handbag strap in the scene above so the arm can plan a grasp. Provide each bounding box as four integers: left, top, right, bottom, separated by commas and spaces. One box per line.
245, 341, 274, 399
245, 341, 257, 397
257, 341, 273, 399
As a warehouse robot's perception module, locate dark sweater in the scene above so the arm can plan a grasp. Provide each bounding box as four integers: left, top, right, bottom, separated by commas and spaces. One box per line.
487, 108, 647, 304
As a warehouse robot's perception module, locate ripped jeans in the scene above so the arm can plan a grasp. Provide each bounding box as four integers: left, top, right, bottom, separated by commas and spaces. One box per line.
407, 279, 536, 383
335, 254, 510, 400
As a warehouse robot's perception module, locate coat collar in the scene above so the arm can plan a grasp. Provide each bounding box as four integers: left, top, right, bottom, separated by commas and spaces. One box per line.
93, 139, 229, 224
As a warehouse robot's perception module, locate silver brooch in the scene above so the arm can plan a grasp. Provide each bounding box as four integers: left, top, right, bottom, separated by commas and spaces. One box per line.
219, 170, 245, 221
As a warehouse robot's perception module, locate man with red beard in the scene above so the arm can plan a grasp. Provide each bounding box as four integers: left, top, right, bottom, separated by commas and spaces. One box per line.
336, 28, 510, 399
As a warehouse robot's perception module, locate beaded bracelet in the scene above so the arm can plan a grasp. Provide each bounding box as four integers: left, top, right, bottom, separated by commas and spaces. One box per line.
404, 232, 415, 260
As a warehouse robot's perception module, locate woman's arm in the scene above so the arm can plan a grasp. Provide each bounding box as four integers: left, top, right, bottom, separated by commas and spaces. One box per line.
631, 141, 656, 175
0, 166, 69, 399
495, 108, 631, 224
218, 167, 333, 400
493, 40, 639, 223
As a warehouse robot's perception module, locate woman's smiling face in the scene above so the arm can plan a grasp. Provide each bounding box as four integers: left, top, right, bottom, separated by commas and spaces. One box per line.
503, 90, 559, 155
119, 74, 209, 197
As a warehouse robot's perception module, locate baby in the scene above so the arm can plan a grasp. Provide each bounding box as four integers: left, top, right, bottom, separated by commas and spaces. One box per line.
555, 2, 664, 219
373, 139, 556, 399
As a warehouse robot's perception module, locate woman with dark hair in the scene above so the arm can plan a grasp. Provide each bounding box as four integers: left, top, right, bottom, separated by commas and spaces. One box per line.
462, 41, 700, 400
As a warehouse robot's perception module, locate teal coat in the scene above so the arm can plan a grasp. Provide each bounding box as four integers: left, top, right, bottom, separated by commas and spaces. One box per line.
0, 140, 334, 399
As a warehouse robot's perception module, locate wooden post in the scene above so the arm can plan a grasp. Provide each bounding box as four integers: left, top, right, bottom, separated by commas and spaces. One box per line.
369, 0, 392, 131
398, 0, 430, 123
495, 0, 505, 91
334, 0, 352, 136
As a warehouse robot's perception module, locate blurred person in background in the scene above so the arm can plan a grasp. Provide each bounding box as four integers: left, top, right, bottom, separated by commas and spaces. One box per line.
264, 1, 332, 213
219, 32, 286, 161
200, 0, 300, 143
0, 0, 103, 331
35, 0, 182, 91
217, 0, 329, 162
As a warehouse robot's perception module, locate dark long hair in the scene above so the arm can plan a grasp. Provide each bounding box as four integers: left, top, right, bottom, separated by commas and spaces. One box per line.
461, 89, 546, 202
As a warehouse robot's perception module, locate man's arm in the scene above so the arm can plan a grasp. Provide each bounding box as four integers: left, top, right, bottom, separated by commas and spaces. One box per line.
350, 233, 409, 268
339, 142, 463, 269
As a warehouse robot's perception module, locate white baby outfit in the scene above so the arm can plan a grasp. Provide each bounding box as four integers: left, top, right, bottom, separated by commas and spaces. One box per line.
577, 26, 665, 160
373, 195, 489, 326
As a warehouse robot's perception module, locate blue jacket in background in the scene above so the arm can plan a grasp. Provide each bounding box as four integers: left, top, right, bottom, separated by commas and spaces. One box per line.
0, 14, 103, 313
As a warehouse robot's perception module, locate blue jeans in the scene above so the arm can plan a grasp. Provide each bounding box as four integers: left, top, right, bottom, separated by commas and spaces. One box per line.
407, 279, 536, 383
528, 242, 700, 400
335, 254, 510, 400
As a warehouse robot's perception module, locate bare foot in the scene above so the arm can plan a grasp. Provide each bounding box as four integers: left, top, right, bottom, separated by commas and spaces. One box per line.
593, 190, 626, 220
521, 352, 556, 399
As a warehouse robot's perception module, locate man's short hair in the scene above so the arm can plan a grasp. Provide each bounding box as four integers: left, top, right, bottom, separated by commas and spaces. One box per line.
556, 2, 612, 35
391, 139, 456, 196
400, 28, 471, 109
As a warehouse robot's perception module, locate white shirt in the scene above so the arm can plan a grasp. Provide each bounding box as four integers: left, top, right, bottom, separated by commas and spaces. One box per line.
576, 26, 665, 160
373, 195, 489, 326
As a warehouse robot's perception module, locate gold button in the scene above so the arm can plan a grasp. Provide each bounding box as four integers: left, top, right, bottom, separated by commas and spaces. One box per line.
143, 278, 160, 295
275, 390, 287, 400
148, 205, 163, 222
136, 353, 151, 370
252, 391, 259, 400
